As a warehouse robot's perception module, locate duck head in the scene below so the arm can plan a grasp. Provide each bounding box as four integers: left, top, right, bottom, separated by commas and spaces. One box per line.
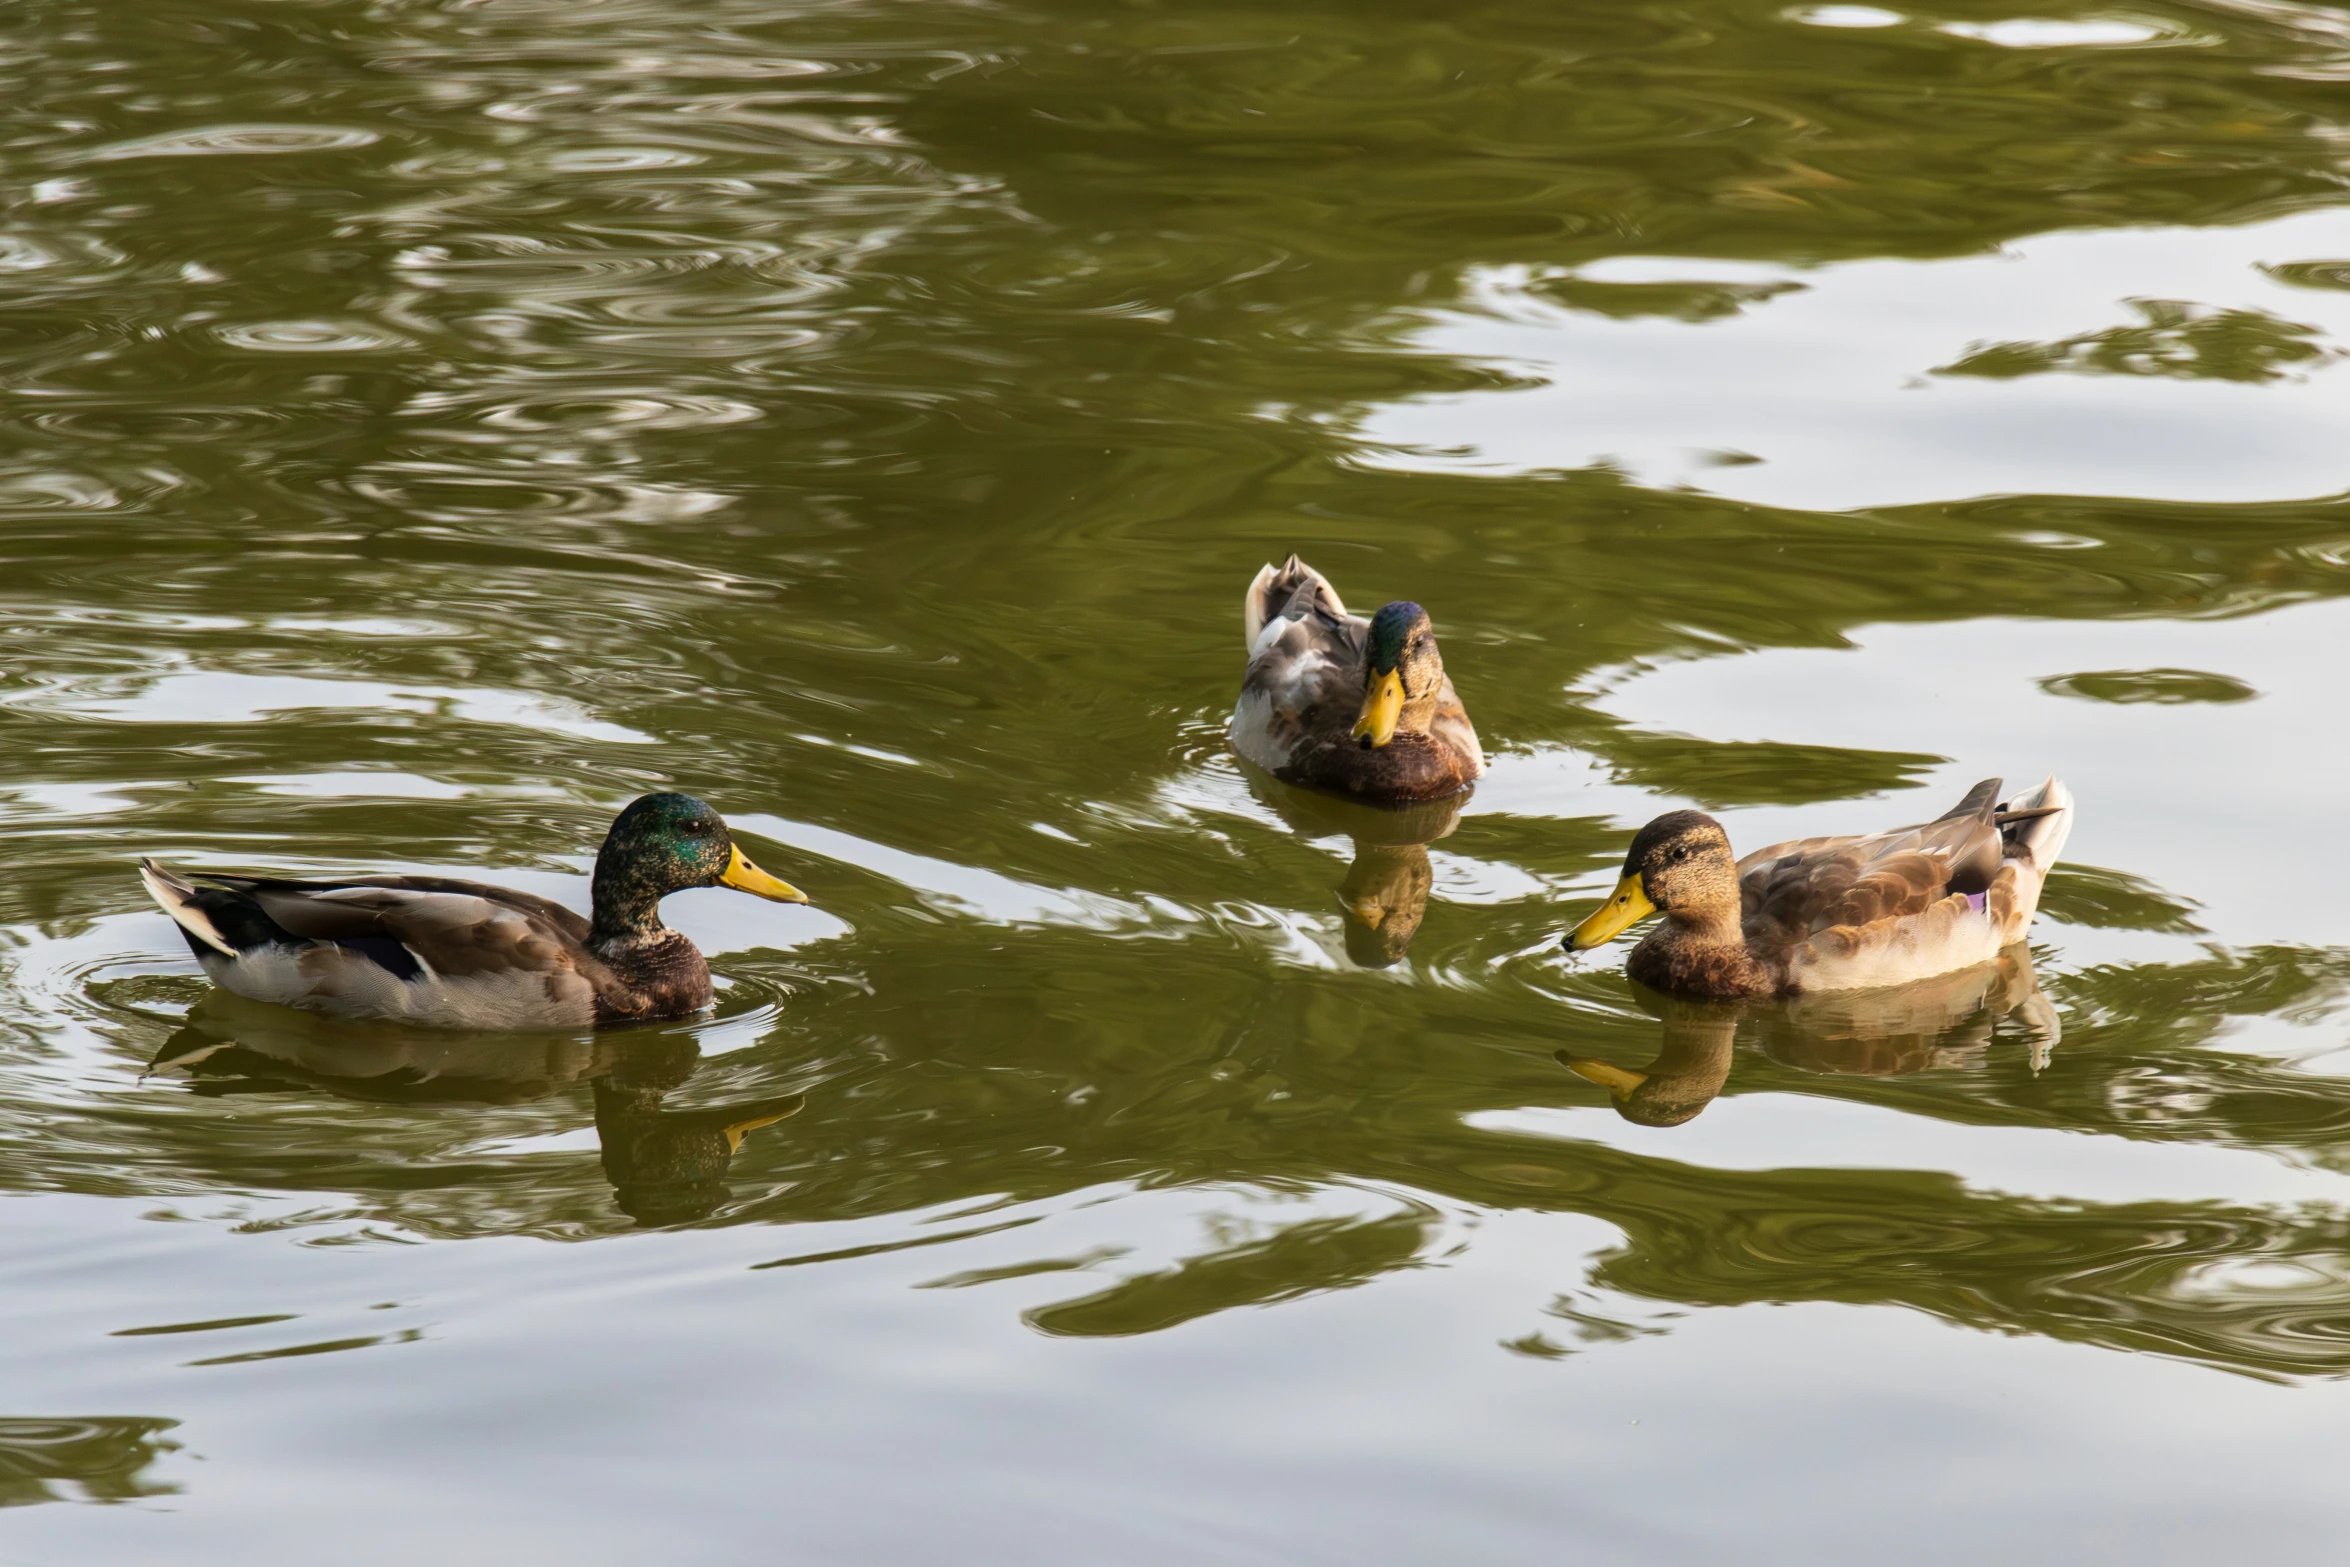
1565, 810, 1740, 950
1350, 601, 1448, 749
590, 793, 806, 943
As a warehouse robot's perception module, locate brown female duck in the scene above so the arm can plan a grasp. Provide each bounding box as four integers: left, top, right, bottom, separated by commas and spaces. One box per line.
1229, 554, 1483, 803
1565, 777, 2073, 999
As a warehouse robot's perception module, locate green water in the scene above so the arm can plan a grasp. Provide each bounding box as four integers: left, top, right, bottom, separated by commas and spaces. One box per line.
6, 0, 2350, 1556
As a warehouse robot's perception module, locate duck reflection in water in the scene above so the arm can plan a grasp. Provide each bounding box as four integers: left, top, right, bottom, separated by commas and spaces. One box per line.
1560, 946, 2059, 1126
147, 993, 803, 1225
1559, 996, 1740, 1128
1248, 775, 1468, 968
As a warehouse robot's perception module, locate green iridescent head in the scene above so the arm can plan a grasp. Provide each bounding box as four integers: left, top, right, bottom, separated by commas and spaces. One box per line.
1351, 601, 1447, 749
1364, 600, 1428, 673
590, 793, 806, 940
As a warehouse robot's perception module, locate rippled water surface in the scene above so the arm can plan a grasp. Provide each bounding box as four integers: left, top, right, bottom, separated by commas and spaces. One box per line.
7, 0, 2350, 1558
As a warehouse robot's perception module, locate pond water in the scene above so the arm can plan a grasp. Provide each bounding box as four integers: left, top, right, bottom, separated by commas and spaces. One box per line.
5, 0, 2350, 1559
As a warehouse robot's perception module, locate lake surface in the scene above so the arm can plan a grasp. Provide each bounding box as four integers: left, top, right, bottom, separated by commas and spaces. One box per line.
5, 0, 2350, 1558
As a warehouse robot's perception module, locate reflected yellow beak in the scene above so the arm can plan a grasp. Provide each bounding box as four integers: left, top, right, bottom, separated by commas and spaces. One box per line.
1565, 871, 1656, 950
719, 843, 807, 904
723, 1097, 805, 1153
1558, 1054, 1650, 1100
1351, 668, 1405, 748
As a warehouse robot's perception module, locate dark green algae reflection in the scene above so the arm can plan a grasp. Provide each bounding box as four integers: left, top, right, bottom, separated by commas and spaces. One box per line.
6, 0, 2350, 1530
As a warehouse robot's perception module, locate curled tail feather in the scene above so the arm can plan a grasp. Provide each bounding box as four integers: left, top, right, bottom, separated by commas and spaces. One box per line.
139, 857, 238, 957
1999, 776, 2073, 870
1243, 553, 1347, 649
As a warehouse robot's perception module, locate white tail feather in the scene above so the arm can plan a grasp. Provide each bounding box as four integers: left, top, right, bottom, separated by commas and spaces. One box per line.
2003, 776, 2074, 870
1242, 562, 1279, 649
138, 858, 237, 957
1242, 553, 1346, 651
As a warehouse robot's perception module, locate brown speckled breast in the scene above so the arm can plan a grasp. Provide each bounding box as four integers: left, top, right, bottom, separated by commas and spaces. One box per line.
593, 931, 715, 1024
1282, 732, 1477, 804
1628, 933, 1776, 1000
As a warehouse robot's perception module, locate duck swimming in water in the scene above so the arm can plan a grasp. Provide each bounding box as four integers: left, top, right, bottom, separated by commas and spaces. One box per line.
1565, 777, 2071, 999
1229, 554, 1483, 803
139, 792, 807, 1030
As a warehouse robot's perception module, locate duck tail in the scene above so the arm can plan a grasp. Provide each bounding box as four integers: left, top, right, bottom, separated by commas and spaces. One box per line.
1938, 777, 2004, 824
1997, 776, 2073, 869
138, 857, 239, 957
1243, 553, 1346, 650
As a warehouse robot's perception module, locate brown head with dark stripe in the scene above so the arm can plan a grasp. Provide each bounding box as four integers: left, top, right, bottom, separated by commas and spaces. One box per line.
1565, 810, 1741, 951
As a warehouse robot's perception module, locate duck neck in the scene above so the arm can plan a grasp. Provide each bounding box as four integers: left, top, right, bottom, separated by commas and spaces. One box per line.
589, 861, 672, 951
1631, 900, 1766, 999
1664, 900, 1745, 950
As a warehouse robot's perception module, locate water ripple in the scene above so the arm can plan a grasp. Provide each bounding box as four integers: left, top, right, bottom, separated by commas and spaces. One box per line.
212, 321, 412, 354
83, 124, 380, 161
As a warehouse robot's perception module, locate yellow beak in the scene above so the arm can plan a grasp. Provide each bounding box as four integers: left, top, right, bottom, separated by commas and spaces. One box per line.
1351, 668, 1405, 748
1565, 871, 1656, 950
719, 843, 808, 904
1558, 1054, 1650, 1100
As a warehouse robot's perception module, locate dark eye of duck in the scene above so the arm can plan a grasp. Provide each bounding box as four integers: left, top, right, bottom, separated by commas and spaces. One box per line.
681, 820, 711, 837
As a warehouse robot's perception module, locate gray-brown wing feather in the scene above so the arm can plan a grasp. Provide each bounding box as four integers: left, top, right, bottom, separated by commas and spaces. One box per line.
1739, 779, 2005, 942
201, 872, 591, 941
200, 875, 635, 1014
1239, 613, 1363, 704
240, 887, 565, 977
1233, 600, 1369, 771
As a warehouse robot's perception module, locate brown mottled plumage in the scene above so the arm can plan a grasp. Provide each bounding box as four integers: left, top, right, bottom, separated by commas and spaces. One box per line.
1229, 555, 1483, 803
1566, 777, 2074, 999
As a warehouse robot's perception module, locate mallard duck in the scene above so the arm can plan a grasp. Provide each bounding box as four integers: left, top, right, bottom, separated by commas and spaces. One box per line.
1231, 554, 1483, 803
1565, 777, 2072, 999
139, 792, 807, 1030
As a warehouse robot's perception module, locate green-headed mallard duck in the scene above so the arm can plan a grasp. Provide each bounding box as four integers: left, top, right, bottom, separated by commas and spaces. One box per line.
139, 792, 807, 1030
1231, 554, 1482, 803
1565, 777, 2072, 999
